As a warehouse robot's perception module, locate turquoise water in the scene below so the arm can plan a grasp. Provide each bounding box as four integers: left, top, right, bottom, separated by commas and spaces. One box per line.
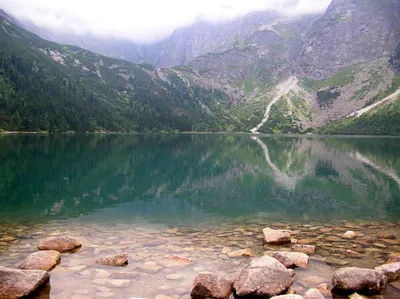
0, 134, 400, 299
0, 134, 399, 223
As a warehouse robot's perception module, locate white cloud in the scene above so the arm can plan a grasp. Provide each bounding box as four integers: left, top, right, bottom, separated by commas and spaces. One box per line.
0, 0, 331, 43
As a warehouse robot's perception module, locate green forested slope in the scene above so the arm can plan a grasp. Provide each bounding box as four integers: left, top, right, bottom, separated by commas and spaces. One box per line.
319, 95, 400, 135
0, 15, 239, 132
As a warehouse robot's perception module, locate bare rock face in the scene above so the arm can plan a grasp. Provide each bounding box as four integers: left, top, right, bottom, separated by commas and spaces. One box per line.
332, 267, 388, 295
375, 262, 400, 282
191, 272, 232, 299
273, 251, 309, 269
292, 245, 316, 255
390, 42, 400, 72
19, 250, 61, 271
303, 288, 325, 299
297, 0, 400, 79
0, 266, 50, 298
263, 228, 291, 245
233, 255, 294, 297
37, 236, 82, 253
95, 253, 129, 267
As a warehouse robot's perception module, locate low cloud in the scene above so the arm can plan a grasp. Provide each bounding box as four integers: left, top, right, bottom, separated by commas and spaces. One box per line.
0, 0, 331, 43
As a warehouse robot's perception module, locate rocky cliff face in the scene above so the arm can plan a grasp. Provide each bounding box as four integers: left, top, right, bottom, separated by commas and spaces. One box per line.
391, 42, 400, 72
296, 0, 400, 79
17, 10, 281, 68
189, 15, 318, 88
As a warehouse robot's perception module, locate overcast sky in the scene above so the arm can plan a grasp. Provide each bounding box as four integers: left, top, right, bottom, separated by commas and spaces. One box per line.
0, 0, 331, 43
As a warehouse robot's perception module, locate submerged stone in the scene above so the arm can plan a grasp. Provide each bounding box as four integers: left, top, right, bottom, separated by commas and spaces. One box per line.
227, 249, 256, 258
342, 231, 357, 240
332, 267, 387, 295
95, 253, 128, 266
263, 228, 291, 245
270, 295, 303, 299
37, 236, 82, 253
273, 251, 309, 269
292, 245, 316, 255
303, 288, 324, 299
387, 253, 400, 263
19, 250, 61, 271
0, 234, 17, 242
349, 293, 370, 299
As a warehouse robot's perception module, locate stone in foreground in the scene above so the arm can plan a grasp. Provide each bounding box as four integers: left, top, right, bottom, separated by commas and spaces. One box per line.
303, 288, 324, 299
233, 255, 293, 297
0, 266, 50, 298
273, 251, 309, 269
19, 250, 61, 271
191, 272, 232, 299
37, 236, 82, 253
292, 244, 316, 255
375, 262, 400, 282
270, 295, 303, 299
332, 267, 387, 295
263, 228, 291, 245
95, 253, 129, 266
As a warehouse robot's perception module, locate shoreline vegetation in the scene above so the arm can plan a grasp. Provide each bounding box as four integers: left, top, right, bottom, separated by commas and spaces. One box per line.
2, 130, 400, 139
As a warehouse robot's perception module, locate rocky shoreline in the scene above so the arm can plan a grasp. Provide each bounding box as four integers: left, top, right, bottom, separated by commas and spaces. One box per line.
0, 223, 399, 299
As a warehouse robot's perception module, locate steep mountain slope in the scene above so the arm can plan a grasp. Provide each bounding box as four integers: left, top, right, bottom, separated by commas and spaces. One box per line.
296, 0, 400, 79
1, 1, 400, 135
391, 42, 400, 72
184, 0, 400, 134
0, 13, 241, 132
16, 10, 309, 68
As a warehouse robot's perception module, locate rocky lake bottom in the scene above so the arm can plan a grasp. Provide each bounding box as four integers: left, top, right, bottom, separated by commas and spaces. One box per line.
0, 218, 399, 299
1, 134, 400, 298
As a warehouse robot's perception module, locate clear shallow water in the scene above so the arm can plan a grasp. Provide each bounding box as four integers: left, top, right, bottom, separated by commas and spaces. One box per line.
0, 134, 399, 298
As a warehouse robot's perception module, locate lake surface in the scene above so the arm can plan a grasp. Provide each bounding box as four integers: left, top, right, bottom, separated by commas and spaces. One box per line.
0, 134, 399, 298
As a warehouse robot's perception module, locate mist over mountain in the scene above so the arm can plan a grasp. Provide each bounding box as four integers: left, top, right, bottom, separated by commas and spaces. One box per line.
0, 0, 400, 135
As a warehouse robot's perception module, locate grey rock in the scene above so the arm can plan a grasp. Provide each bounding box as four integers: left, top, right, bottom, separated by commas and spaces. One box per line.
332, 267, 387, 295
0, 266, 50, 298
19, 250, 61, 271
273, 251, 309, 269
390, 42, 400, 72
95, 253, 128, 267
297, 0, 400, 79
292, 245, 316, 255
37, 236, 82, 253
191, 272, 232, 299
375, 262, 400, 282
263, 228, 291, 245
233, 255, 294, 297
303, 288, 325, 299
